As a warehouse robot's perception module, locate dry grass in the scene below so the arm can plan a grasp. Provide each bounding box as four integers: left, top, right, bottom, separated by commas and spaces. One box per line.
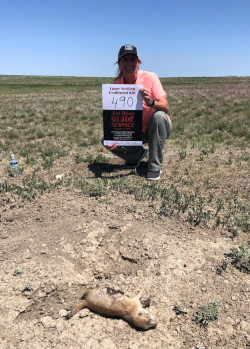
0, 76, 249, 234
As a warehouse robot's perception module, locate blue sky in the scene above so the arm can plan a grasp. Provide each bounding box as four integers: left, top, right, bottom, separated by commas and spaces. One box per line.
0, 0, 249, 77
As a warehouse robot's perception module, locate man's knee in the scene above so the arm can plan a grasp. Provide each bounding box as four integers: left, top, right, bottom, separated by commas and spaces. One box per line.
150, 111, 167, 125
147, 111, 172, 138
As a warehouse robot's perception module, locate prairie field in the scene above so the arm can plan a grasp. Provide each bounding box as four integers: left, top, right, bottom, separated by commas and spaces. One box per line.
0, 75, 249, 349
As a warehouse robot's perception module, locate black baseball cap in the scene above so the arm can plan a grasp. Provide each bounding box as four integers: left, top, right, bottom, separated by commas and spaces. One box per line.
118, 44, 138, 60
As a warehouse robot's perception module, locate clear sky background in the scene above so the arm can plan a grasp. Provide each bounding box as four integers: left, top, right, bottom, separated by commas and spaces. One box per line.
0, 0, 249, 77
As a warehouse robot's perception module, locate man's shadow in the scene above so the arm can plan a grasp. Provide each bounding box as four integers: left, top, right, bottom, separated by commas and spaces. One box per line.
88, 161, 147, 179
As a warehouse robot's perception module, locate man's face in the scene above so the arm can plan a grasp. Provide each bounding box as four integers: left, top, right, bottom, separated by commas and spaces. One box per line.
118, 54, 139, 76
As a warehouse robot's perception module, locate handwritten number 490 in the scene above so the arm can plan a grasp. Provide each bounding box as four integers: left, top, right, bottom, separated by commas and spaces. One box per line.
112, 96, 133, 108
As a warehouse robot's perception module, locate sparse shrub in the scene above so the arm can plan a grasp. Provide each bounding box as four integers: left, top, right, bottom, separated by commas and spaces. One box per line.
217, 245, 250, 275
42, 155, 54, 168
226, 245, 250, 274
173, 302, 189, 315
37, 130, 45, 139
228, 225, 239, 238
200, 146, 215, 157
189, 344, 206, 349
194, 111, 202, 118
0, 174, 60, 201
7, 129, 19, 139
88, 179, 108, 197
13, 269, 23, 276
125, 205, 137, 213
20, 149, 37, 165
196, 300, 220, 327
74, 154, 86, 164
78, 140, 88, 147
22, 283, 33, 292
216, 258, 229, 275
178, 149, 187, 160
74, 177, 108, 197
75, 153, 107, 164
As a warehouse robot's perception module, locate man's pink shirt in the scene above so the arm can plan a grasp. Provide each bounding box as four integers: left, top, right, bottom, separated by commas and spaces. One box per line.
113, 70, 170, 132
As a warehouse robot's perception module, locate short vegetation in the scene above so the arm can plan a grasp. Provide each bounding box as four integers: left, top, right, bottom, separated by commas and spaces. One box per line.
217, 245, 250, 274
173, 302, 189, 315
196, 300, 220, 327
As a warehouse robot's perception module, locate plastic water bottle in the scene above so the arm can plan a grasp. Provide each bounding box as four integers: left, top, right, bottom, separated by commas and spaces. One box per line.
10, 153, 19, 177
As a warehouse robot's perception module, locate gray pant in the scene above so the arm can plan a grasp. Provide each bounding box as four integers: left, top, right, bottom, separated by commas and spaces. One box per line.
102, 111, 172, 171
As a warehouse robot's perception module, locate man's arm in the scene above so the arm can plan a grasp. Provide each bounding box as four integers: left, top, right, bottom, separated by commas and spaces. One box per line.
140, 88, 169, 114
151, 95, 169, 114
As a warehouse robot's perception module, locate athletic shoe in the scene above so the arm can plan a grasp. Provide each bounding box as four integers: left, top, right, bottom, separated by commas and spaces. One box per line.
126, 148, 147, 169
146, 170, 162, 181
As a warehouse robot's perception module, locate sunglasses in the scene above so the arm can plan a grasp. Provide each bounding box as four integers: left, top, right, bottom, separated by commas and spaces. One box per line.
120, 57, 138, 63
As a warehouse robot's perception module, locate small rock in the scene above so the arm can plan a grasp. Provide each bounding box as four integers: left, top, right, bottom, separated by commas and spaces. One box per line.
226, 317, 235, 325
109, 225, 120, 230
55, 174, 64, 180
36, 290, 46, 298
59, 309, 68, 318
119, 274, 125, 282
23, 249, 32, 259
241, 320, 249, 331
137, 270, 143, 277
40, 316, 56, 328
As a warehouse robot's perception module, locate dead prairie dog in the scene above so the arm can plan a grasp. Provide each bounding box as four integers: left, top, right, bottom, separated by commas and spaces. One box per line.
66, 288, 157, 330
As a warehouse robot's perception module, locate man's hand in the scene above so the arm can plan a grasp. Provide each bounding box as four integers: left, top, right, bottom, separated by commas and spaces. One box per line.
140, 87, 152, 106
105, 142, 119, 151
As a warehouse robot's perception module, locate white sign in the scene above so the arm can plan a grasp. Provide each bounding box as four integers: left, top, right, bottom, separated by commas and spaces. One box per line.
102, 84, 143, 146
102, 84, 143, 111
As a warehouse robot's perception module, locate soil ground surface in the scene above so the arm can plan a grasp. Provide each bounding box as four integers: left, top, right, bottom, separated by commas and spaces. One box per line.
0, 164, 249, 349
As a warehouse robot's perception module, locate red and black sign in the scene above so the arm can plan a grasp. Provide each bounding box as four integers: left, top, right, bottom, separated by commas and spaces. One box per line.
103, 109, 142, 145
